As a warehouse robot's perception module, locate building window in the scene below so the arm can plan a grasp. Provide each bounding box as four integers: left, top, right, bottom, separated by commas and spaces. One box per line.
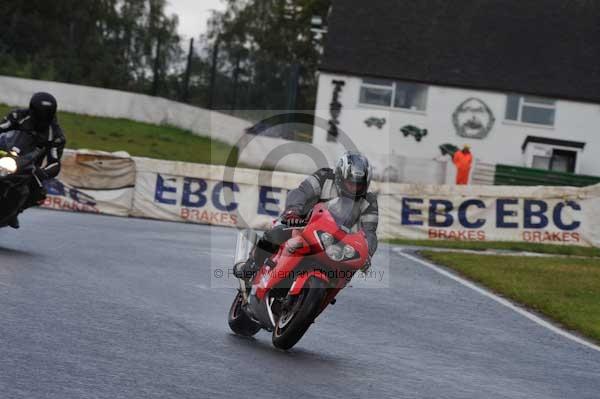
359, 79, 428, 111
531, 155, 552, 170
359, 79, 393, 107
505, 95, 556, 126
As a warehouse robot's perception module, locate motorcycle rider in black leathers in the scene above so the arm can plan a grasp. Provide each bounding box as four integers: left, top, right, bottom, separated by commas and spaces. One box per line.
235, 151, 378, 281
0, 92, 66, 228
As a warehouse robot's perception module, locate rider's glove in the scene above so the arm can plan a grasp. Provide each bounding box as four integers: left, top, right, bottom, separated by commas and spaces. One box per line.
360, 255, 372, 274
281, 208, 304, 226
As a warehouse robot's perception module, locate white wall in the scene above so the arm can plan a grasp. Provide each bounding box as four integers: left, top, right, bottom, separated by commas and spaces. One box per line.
236, 128, 448, 183
314, 72, 600, 176
0, 75, 251, 146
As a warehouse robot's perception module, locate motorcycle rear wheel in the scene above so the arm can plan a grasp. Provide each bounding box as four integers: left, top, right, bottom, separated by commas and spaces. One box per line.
228, 291, 261, 337
272, 277, 327, 350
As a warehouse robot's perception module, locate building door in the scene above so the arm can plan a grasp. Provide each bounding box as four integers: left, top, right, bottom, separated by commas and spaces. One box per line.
550, 149, 576, 173
531, 149, 577, 173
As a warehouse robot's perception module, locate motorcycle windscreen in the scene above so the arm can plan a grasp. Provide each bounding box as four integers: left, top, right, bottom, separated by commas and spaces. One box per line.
325, 196, 363, 231
233, 229, 259, 265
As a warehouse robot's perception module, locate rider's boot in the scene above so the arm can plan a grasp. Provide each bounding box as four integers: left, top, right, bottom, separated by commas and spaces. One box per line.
234, 257, 258, 282
234, 243, 273, 283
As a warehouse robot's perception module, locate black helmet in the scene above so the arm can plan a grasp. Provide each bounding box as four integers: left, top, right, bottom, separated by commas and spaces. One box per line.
29, 92, 57, 130
334, 152, 372, 198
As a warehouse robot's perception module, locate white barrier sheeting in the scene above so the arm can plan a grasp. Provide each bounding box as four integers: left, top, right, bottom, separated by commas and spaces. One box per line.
38, 150, 600, 247
376, 183, 600, 246
130, 157, 600, 246
41, 186, 134, 217
40, 150, 135, 217
57, 149, 136, 189
131, 157, 304, 229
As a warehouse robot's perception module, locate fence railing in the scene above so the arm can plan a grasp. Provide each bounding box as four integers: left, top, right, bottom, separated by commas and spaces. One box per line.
495, 164, 600, 187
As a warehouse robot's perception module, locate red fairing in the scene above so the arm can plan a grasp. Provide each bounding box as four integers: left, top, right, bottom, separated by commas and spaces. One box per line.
288, 271, 330, 296
253, 202, 369, 303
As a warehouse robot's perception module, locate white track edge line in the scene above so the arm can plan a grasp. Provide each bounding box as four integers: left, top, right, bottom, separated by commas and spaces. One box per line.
394, 248, 600, 354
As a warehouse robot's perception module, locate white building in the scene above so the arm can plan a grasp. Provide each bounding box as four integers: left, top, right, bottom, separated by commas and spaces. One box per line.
312, 0, 600, 184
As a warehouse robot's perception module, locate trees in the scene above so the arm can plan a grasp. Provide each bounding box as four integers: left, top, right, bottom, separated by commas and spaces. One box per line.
0, 0, 181, 95
198, 0, 331, 112
0, 0, 331, 112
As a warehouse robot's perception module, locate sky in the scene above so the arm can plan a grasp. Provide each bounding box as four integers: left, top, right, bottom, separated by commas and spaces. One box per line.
165, 0, 226, 40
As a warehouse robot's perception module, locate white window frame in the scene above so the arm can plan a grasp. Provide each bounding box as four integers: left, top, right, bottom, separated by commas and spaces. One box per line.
359, 79, 428, 112
507, 95, 556, 126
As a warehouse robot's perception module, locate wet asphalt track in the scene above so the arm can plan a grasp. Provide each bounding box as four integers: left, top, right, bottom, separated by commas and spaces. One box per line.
0, 209, 599, 399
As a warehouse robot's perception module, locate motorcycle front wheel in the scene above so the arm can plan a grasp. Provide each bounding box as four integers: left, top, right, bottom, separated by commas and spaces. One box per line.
272, 276, 327, 350
0, 183, 27, 228
228, 291, 261, 337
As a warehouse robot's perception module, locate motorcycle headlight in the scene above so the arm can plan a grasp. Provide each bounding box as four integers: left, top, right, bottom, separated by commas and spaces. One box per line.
343, 244, 357, 259
325, 245, 344, 261
320, 232, 335, 247
318, 231, 360, 262
0, 157, 17, 176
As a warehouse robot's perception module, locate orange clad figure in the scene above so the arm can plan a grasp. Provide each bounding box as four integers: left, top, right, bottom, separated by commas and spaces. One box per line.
452, 144, 473, 185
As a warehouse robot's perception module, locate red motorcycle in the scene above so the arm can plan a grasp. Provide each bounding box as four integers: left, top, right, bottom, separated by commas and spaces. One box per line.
228, 197, 369, 350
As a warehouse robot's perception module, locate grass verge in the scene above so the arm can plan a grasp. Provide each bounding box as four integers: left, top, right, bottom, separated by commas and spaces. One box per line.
0, 104, 237, 165
387, 238, 600, 257
420, 251, 600, 344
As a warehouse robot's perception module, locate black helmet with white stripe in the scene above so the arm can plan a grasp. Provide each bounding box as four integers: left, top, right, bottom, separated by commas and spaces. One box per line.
29, 92, 57, 131
334, 151, 372, 198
